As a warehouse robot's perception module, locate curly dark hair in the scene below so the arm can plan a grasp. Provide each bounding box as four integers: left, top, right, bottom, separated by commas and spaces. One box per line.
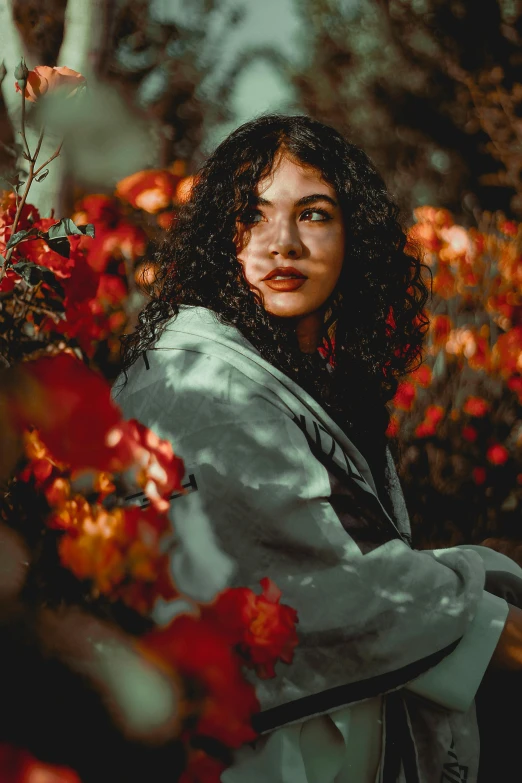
119, 114, 431, 501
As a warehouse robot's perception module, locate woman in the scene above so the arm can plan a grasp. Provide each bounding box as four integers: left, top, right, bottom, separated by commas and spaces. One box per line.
114, 115, 522, 782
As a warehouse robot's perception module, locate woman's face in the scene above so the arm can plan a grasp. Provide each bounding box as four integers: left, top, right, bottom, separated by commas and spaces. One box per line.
235, 153, 345, 321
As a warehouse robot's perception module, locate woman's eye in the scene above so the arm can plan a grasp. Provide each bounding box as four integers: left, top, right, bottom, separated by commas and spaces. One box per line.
301, 209, 331, 222
239, 210, 262, 225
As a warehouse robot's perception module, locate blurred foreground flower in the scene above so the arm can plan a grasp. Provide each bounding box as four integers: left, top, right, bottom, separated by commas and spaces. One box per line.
15, 65, 86, 102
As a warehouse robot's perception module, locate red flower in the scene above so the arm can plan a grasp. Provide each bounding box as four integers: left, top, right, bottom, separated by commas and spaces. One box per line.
142, 614, 260, 748
463, 396, 490, 418
18, 217, 77, 278
508, 375, 522, 403
16, 355, 124, 472
392, 382, 416, 411
431, 315, 452, 346
425, 405, 444, 424
178, 748, 226, 783
415, 421, 436, 438
486, 444, 509, 465
410, 364, 432, 388
116, 170, 180, 214
201, 577, 299, 680
122, 418, 185, 512
472, 466, 487, 485
83, 223, 147, 274
0, 268, 21, 292
72, 194, 122, 226
386, 415, 399, 438
462, 426, 478, 443
0, 743, 81, 782
96, 274, 127, 304
499, 220, 518, 237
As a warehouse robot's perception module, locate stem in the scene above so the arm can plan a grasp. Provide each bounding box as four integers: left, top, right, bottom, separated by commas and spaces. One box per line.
34, 139, 63, 177
0, 122, 64, 284
11, 294, 62, 321
19, 83, 31, 160
0, 160, 35, 273
32, 127, 45, 166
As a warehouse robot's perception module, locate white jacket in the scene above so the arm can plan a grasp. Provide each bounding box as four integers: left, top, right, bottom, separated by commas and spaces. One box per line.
113, 305, 514, 782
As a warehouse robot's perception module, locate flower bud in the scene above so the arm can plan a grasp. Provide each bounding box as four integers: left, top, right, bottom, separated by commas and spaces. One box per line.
14, 58, 29, 88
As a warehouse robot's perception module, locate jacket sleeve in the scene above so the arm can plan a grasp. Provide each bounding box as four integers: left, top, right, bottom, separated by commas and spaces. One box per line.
116, 355, 508, 718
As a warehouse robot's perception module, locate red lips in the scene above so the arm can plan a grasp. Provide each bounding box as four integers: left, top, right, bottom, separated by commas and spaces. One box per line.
262, 266, 307, 280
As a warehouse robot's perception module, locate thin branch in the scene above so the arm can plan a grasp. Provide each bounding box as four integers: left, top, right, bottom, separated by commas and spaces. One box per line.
34, 141, 63, 177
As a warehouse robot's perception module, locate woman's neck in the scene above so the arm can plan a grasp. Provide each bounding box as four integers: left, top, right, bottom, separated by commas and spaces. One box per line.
295, 310, 324, 354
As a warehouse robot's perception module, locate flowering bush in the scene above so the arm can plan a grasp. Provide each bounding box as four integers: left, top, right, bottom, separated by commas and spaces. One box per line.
0, 62, 298, 783
388, 206, 522, 551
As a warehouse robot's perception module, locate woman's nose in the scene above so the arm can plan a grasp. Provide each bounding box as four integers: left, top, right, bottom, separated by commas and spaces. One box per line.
268, 223, 303, 259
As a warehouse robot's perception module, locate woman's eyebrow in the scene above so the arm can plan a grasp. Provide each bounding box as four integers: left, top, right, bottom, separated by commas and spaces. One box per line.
255, 194, 339, 208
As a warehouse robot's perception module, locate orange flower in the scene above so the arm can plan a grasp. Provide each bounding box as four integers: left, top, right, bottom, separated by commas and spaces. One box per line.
116, 170, 179, 214
392, 382, 416, 411
431, 315, 452, 346
432, 266, 456, 299
15, 65, 86, 102
439, 225, 474, 261
56, 502, 172, 603
413, 206, 453, 228
463, 396, 490, 418
175, 176, 196, 204
201, 577, 299, 680
492, 327, 522, 377
407, 221, 441, 253
486, 444, 509, 465
156, 210, 177, 230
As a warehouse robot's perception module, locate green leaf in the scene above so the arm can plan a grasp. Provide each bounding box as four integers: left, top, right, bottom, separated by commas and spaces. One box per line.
35, 170, 49, 183
46, 218, 93, 239
15, 262, 65, 296
6, 228, 37, 250
43, 219, 95, 258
